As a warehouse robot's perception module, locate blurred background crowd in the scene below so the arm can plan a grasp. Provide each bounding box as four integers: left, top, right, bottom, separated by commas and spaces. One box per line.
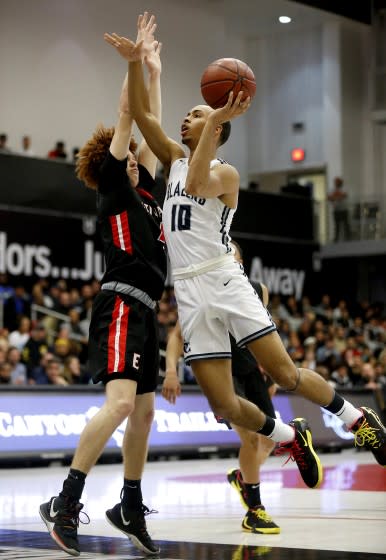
1, 272, 385, 392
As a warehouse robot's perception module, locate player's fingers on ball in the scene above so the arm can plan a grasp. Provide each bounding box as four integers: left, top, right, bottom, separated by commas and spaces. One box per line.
235, 91, 244, 104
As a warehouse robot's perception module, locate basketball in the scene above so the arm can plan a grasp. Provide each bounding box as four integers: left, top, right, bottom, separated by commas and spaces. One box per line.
200, 58, 256, 109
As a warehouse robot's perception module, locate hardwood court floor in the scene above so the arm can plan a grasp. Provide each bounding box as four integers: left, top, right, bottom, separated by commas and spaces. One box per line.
1, 448, 385, 559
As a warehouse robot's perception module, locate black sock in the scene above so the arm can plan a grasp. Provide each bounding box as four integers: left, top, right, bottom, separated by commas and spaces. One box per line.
243, 482, 262, 509
322, 392, 345, 414
59, 468, 86, 502
257, 415, 275, 437
122, 479, 143, 511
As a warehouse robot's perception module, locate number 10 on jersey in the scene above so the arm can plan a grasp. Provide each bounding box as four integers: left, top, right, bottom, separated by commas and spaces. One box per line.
171, 204, 191, 231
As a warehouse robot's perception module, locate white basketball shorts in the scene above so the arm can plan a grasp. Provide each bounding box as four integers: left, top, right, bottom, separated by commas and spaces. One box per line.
173, 259, 277, 363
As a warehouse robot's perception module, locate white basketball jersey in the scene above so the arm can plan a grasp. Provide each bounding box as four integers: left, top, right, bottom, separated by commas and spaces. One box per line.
163, 158, 236, 270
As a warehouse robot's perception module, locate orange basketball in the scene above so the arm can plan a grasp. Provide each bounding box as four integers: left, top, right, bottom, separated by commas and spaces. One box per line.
200, 58, 256, 109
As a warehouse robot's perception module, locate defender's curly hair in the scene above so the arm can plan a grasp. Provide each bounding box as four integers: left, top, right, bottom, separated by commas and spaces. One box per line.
75, 124, 138, 190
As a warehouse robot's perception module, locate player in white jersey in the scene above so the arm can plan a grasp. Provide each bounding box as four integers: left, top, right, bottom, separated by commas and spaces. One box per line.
105, 18, 386, 486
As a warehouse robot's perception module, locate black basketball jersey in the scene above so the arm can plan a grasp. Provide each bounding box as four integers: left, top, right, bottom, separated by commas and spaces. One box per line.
97, 152, 167, 301
230, 281, 264, 377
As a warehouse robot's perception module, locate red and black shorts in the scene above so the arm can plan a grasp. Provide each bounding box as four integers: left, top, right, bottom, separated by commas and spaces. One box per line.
88, 290, 159, 392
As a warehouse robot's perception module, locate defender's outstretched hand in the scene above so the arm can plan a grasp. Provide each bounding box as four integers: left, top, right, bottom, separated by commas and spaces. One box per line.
104, 33, 142, 62
136, 12, 158, 60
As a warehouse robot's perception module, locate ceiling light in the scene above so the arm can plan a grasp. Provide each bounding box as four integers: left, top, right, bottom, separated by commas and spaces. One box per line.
279, 16, 291, 24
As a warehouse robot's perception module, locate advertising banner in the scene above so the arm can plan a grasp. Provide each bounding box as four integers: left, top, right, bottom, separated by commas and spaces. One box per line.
1, 388, 377, 460
0, 207, 103, 288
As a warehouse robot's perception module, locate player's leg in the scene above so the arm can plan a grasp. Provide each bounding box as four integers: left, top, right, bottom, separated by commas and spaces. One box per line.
229, 425, 279, 534
191, 359, 267, 430
39, 378, 137, 557
106, 306, 160, 556
106, 391, 160, 556
248, 332, 386, 467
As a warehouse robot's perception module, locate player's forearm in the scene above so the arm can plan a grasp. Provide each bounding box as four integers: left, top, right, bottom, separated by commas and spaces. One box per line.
110, 112, 133, 160
148, 71, 161, 123
185, 118, 218, 195
166, 331, 183, 373
129, 60, 151, 119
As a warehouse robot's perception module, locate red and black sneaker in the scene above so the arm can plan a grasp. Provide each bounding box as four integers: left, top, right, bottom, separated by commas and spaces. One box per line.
39, 496, 89, 557
227, 468, 249, 509
276, 417, 323, 489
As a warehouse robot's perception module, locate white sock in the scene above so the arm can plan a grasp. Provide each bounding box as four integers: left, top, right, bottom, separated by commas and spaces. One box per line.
335, 400, 363, 427
267, 420, 295, 443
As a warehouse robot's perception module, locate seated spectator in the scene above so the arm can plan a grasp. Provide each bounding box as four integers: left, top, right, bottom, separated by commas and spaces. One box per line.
0, 273, 15, 302
315, 335, 341, 370
47, 140, 67, 160
62, 355, 91, 385
0, 362, 12, 384
29, 351, 54, 384
4, 285, 31, 331
0, 133, 11, 153
21, 324, 49, 374
54, 290, 73, 315
8, 316, 31, 350
361, 362, 380, 390
330, 363, 352, 389
19, 135, 35, 157
53, 335, 81, 364
0, 335, 10, 354
7, 346, 28, 385
0, 347, 7, 366
72, 147, 80, 161
31, 279, 54, 308
29, 353, 68, 385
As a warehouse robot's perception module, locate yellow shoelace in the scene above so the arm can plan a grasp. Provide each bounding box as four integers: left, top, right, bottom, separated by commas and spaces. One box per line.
354, 421, 380, 448
251, 508, 273, 523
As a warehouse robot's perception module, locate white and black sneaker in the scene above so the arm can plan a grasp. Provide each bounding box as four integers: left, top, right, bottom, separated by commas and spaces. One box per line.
105, 502, 160, 556
39, 496, 89, 557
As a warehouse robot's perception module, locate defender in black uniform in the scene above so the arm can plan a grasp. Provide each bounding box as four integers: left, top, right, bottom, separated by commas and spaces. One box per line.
162, 242, 280, 534
40, 15, 164, 557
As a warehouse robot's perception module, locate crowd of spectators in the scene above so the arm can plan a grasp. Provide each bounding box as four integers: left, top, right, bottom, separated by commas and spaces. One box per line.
0, 272, 385, 393
0, 133, 79, 162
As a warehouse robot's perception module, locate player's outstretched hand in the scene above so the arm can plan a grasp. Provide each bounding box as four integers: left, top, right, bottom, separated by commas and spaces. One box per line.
104, 33, 142, 62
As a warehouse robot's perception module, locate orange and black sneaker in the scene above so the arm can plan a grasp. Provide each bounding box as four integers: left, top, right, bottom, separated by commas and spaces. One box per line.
276, 417, 323, 489
241, 507, 280, 534
351, 407, 386, 467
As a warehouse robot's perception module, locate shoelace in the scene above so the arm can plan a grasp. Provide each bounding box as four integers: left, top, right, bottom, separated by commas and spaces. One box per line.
275, 439, 308, 470
60, 501, 90, 529
354, 420, 380, 448
251, 508, 273, 523
142, 504, 158, 516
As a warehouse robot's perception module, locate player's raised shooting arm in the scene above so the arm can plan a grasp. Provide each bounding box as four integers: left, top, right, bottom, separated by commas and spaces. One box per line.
186, 91, 248, 199
129, 59, 183, 173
